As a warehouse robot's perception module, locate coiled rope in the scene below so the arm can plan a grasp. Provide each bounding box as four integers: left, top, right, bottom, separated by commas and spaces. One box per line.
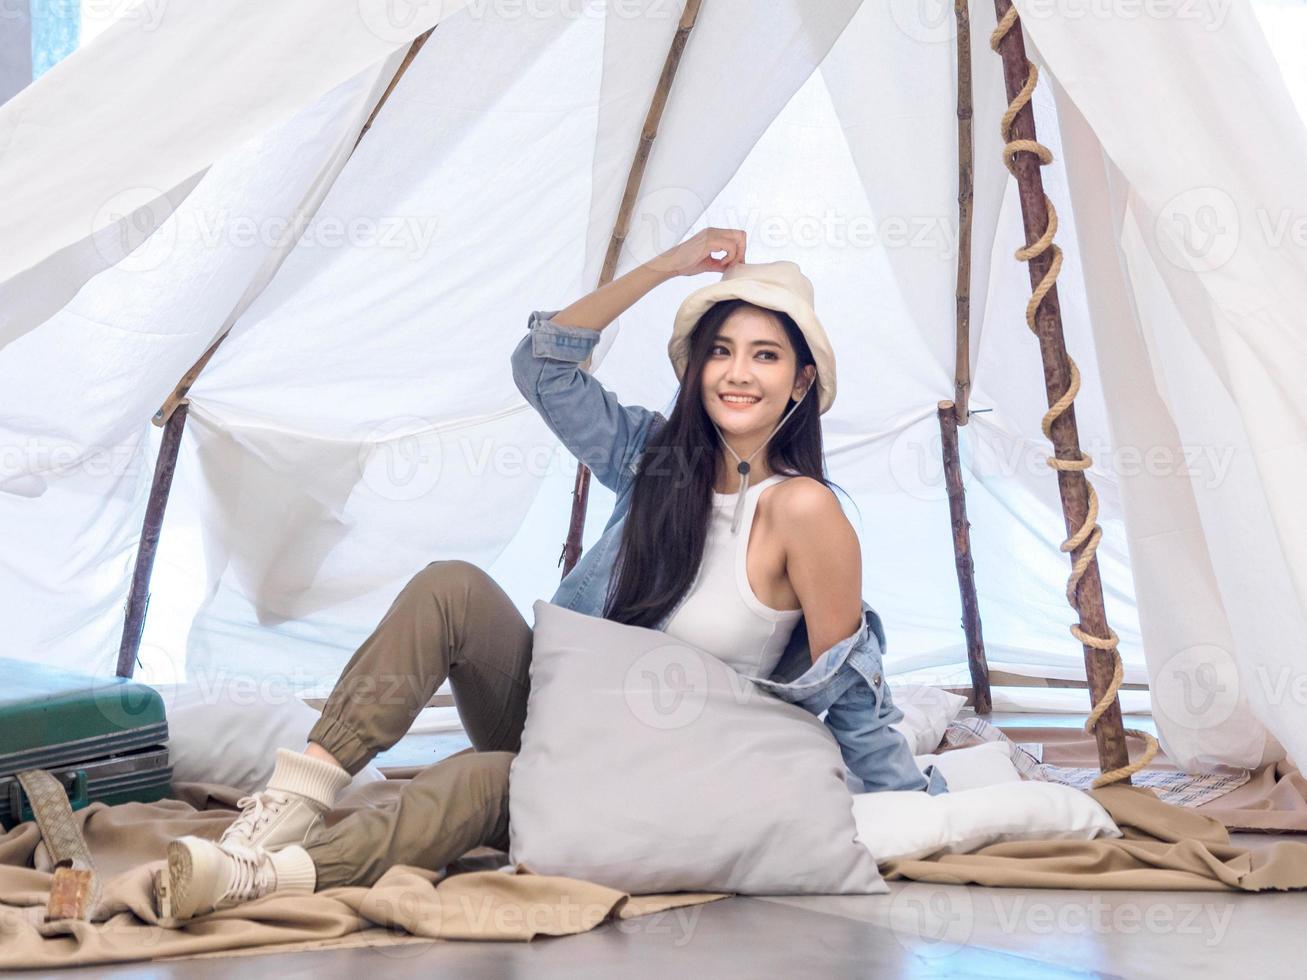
991, 6, 1158, 787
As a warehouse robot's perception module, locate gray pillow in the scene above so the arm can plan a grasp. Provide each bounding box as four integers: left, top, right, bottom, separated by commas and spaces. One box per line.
508, 601, 886, 895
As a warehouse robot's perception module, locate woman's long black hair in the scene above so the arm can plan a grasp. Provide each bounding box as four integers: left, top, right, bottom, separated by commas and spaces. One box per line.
601, 299, 841, 628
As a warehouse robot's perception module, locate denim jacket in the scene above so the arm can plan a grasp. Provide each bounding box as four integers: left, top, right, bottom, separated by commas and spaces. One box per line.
511, 309, 947, 796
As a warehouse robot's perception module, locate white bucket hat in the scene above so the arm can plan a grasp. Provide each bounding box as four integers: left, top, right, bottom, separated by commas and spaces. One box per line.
667, 260, 838, 533
668, 259, 837, 415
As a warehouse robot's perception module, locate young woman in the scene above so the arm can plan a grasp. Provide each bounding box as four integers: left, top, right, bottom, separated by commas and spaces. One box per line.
162, 228, 943, 920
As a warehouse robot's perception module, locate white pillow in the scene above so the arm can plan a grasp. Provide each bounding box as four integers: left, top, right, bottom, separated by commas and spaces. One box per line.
851, 781, 1121, 865
509, 602, 887, 896
844, 740, 1020, 794
888, 685, 967, 754
912, 742, 1020, 792
157, 683, 385, 795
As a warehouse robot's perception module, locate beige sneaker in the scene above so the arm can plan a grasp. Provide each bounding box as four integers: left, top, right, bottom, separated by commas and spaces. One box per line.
165, 836, 315, 921
219, 748, 352, 854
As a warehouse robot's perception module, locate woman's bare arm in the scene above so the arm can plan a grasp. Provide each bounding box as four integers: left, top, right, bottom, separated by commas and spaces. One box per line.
551, 227, 748, 332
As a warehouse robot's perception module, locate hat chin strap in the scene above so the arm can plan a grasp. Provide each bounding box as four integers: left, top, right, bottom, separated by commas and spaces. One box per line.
711, 385, 810, 535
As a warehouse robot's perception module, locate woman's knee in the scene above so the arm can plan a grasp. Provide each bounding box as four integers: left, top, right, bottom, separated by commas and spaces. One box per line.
406, 559, 492, 597
441, 750, 514, 805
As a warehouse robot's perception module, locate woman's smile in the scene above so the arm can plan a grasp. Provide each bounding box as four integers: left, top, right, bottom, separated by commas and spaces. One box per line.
719, 392, 762, 410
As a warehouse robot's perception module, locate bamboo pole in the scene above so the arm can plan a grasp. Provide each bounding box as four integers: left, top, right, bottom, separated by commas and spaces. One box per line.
560, 0, 704, 577
938, 398, 990, 714
939, 0, 990, 714
989, 0, 1132, 778
953, 0, 974, 425
116, 403, 188, 677
116, 30, 436, 677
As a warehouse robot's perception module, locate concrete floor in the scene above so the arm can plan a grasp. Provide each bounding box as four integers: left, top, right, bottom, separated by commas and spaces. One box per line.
33, 710, 1307, 978
35, 874, 1307, 979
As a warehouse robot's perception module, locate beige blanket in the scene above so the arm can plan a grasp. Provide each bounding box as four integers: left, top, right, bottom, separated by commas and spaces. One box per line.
0, 780, 727, 970
884, 783, 1307, 891
1010, 725, 1307, 832
9, 771, 1307, 968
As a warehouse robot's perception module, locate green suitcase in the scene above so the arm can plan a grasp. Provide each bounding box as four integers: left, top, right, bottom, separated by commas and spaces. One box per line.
0, 658, 172, 829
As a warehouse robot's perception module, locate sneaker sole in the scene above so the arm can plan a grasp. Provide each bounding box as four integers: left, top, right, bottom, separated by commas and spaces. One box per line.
167, 838, 215, 921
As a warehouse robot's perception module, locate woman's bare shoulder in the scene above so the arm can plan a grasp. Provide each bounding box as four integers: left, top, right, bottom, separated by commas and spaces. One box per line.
772, 475, 843, 516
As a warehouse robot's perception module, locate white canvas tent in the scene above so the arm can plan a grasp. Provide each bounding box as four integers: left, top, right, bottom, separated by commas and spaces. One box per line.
2, 0, 1305, 778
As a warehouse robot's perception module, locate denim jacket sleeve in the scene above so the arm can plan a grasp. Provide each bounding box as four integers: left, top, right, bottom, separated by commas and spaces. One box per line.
753, 603, 949, 796
511, 309, 666, 494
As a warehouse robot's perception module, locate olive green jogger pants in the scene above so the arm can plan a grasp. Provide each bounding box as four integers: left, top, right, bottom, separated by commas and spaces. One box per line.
300, 560, 534, 888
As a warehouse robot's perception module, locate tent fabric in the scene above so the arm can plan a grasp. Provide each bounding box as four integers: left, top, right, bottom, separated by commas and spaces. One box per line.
0, 0, 473, 331
1018, 0, 1307, 771
0, 52, 408, 678
0, 1, 1304, 774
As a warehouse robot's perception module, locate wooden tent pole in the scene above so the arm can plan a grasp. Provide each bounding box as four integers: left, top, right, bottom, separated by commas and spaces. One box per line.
939, 0, 991, 714
115, 403, 188, 677
560, 0, 705, 578
115, 29, 436, 678
989, 0, 1154, 783
953, 0, 975, 425
937, 399, 990, 713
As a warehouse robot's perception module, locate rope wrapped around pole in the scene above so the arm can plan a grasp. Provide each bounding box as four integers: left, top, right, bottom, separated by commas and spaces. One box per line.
989, 3, 1157, 787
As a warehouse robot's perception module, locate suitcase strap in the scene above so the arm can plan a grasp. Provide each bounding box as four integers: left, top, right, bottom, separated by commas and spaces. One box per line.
16, 769, 102, 921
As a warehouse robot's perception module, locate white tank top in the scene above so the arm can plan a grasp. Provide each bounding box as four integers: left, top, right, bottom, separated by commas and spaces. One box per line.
661, 474, 803, 677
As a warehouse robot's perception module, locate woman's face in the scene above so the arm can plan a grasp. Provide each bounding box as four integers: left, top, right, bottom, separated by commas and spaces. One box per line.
700, 306, 814, 441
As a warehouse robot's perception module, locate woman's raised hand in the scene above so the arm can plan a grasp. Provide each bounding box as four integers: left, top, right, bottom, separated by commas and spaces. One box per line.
647, 227, 747, 278
549, 229, 745, 333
